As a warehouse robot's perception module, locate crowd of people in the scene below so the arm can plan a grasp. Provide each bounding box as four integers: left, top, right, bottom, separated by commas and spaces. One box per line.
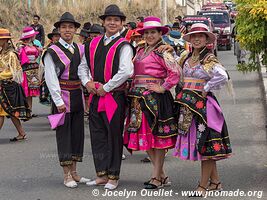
0, 3, 232, 196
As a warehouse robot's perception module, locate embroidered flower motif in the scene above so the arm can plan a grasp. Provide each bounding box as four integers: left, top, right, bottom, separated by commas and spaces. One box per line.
177, 92, 183, 99
143, 91, 150, 95
213, 143, 221, 151
185, 95, 191, 101
196, 101, 204, 109
163, 125, 170, 133
159, 127, 164, 133
198, 124, 206, 133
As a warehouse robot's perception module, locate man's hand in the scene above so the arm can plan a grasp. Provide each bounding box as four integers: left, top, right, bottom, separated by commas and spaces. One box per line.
157, 44, 174, 53
57, 104, 66, 113
97, 84, 106, 96
85, 81, 97, 94
147, 83, 165, 93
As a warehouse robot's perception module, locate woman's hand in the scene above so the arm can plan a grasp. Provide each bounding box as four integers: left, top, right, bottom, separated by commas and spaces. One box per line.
157, 44, 174, 53
202, 91, 207, 98
147, 83, 165, 93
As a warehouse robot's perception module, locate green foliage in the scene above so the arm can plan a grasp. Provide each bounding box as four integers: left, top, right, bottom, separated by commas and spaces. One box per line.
235, 0, 267, 72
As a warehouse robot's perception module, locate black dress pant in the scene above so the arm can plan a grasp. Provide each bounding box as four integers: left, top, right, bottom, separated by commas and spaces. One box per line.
89, 92, 126, 180
56, 111, 84, 166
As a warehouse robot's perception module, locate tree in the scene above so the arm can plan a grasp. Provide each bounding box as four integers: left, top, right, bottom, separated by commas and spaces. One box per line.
235, 0, 267, 72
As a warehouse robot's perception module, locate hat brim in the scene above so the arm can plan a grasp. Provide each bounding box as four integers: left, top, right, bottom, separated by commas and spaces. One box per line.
47, 33, 60, 40
89, 31, 102, 34
0, 36, 12, 39
20, 32, 39, 40
99, 14, 126, 21
137, 26, 169, 35
54, 21, 81, 28
131, 34, 142, 39
183, 31, 216, 44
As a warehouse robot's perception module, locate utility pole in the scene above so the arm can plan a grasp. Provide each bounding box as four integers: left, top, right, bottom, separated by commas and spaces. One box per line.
162, 0, 167, 24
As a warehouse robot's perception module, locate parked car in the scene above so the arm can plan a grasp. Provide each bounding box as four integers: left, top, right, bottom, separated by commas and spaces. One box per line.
182, 15, 218, 55
198, 10, 233, 50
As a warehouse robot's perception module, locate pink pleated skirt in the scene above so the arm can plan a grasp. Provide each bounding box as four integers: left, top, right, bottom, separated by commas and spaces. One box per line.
124, 113, 176, 151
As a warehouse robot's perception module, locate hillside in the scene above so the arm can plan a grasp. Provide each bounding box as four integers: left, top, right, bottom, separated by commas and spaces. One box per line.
0, 0, 182, 45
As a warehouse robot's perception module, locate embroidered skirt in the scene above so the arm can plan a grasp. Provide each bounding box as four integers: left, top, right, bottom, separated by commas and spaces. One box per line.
173, 90, 232, 160
21, 65, 40, 97
124, 87, 178, 151
0, 80, 31, 121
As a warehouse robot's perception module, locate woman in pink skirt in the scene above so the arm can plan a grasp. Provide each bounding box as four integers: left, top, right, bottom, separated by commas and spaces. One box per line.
124, 16, 181, 189
173, 23, 232, 196
18, 27, 42, 116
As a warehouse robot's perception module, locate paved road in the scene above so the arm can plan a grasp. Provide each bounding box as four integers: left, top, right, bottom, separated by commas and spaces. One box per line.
0, 49, 266, 200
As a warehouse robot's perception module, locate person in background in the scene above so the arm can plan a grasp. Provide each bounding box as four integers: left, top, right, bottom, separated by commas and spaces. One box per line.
31, 14, 45, 46
163, 30, 185, 57
47, 28, 60, 48
185, 22, 193, 34
172, 22, 180, 32
18, 26, 42, 117
136, 16, 144, 29
127, 22, 136, 30
231, 25, 246, 64
78, 22, 91, 44
39, 28, 60, 106
0, 28, 31, 142
88, 24, 104, 40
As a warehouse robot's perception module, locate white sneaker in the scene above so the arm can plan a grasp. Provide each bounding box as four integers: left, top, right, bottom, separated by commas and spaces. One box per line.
86, 180, 106, 186
78, 177, 91, 183
122, 154, 126, 160
104, 182, 118, 190
64, 180, 77, 188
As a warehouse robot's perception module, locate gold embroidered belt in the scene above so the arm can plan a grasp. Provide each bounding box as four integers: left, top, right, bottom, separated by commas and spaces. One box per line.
133, 75, 163, 88
59, 79, 81, 90
183, 77, 206, 91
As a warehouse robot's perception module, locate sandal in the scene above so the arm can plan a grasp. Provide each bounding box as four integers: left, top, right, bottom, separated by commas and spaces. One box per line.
144, 177, 154, 185
31, 114, 38, 118
209, 181, 223, 191
10, 134, 27, 142
141, 157, 151, 163
188, 184, 207, 198
144, 177, 163, 189
162, 176, 171, 187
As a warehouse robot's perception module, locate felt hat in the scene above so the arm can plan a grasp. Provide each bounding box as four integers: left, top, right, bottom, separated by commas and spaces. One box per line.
99, 4, 126, 21
183, 23, 216, 43
47, 28, 60, 40
54, 12, 81, 28
0, 28, 11, 39
137, 16, 169, 35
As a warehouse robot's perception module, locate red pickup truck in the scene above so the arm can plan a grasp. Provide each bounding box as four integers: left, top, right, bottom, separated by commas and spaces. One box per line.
198, 10, 233, 50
